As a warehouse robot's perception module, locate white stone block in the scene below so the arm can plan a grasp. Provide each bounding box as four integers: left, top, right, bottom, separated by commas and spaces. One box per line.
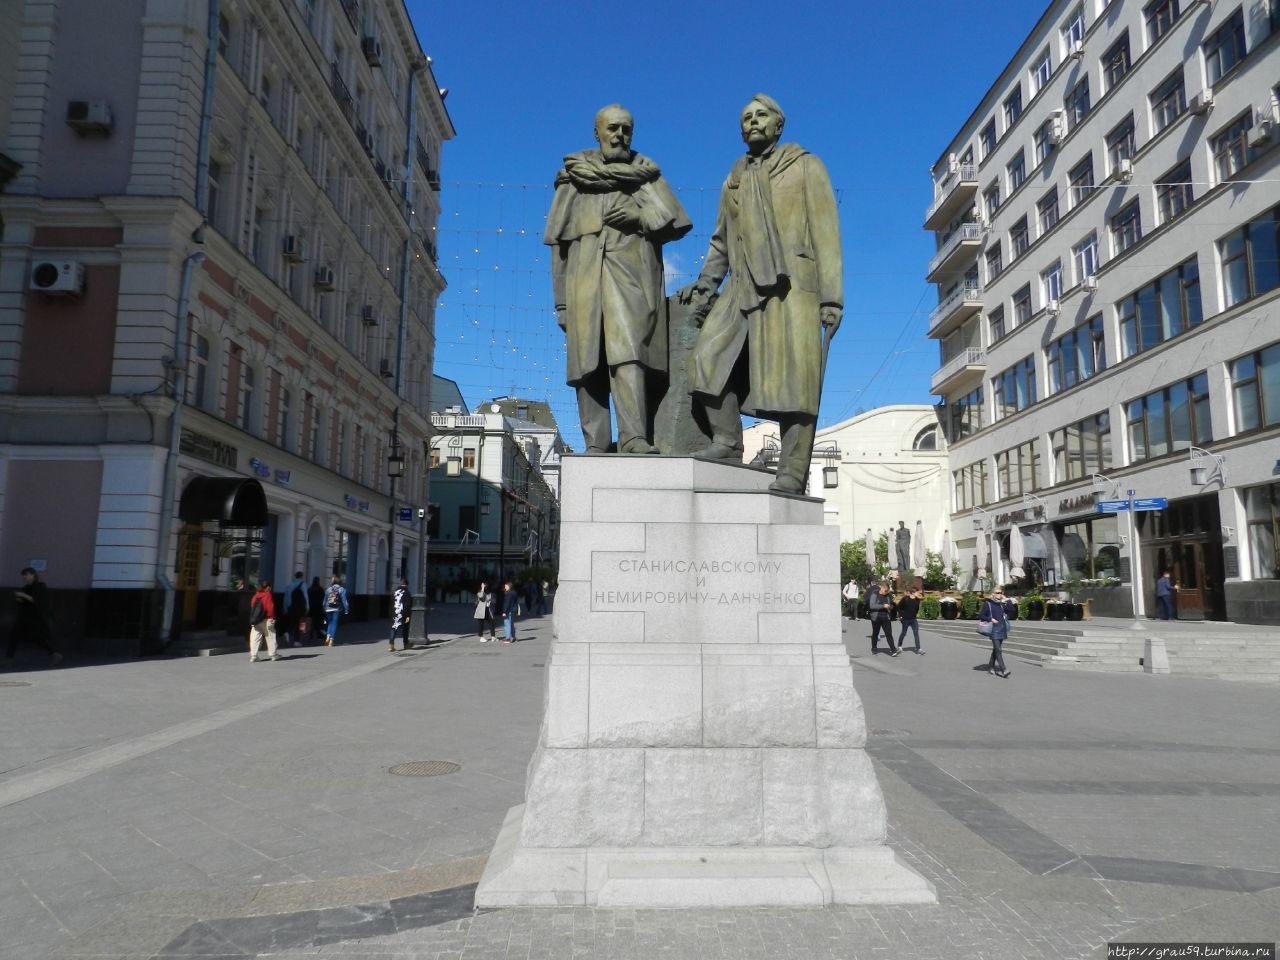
544, 643, 590, 748
813, 649, 866, 748
557, 520, 646, 582
756, 524, 841, 583
761, 750, 885, 846
588, 847, 827, 907
594, 487, 695, 524
475, 806, 589, 906
823, 847, 938, 904
643, 748, 762, 845
552, 581, 646, 644
521, 747, 645, 847
690, 459, 774, 491
588, 645, 702, 747
702, 646, 816, 747
768, 496, 824, 525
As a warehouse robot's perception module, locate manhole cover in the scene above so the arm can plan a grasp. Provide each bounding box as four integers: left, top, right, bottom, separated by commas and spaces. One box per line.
388, 760, 460, 777
0, 680, 32, 687
869, 728, 911, 738
394, 652, 417, 657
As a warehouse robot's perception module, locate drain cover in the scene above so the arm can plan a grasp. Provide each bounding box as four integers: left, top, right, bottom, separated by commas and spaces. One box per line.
388, 760, 460, 777
0, 680, 32, 687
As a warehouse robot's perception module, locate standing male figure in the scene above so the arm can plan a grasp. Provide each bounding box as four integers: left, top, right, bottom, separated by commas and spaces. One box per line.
501, 581, 519, 644
894, 521, 912, 573
841, 577, 859, 619
281, 570, 306, 647
390, 578, 412, 652
8, 567, 60, 663
683, 93, 842, 493
545, 105, 692, 454
897, 586, 924, 654
1155, 570, 1177, 621
248, 579, 280, 662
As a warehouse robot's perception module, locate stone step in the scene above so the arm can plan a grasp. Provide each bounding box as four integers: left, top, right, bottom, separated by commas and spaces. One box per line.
166, 629, 245, 657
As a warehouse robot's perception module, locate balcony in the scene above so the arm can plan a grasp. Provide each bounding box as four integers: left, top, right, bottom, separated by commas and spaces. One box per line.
925, 222, 983, 283
931, 347, 986, 395
924, 163, 978, 231
928, 282, 983, 338
330, 64, 354, 124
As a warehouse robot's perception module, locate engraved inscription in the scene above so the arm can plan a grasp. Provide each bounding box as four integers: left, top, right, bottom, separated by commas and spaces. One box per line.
591, 552, 808, 612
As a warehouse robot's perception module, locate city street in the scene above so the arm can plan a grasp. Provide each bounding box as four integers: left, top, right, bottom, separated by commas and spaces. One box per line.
2, 609, 1278, 959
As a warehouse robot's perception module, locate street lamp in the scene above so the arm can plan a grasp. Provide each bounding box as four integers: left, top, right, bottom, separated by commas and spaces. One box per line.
387, 438, 405, 479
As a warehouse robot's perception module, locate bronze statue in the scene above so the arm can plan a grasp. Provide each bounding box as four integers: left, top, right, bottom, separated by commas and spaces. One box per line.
545, 105, 692, 454
895, 521, 911, 572
682, 94, 842, 493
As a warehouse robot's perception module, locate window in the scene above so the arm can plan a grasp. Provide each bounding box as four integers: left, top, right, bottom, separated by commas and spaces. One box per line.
429, 447, 440, 469
1118, 259, 1201, 357
948, 387, 985, 442
1011, 217, 1030, 258
1004, 87, 1024, 128
309, 399, 323, 465
993, 355, 1037, 420
217, 13, 231, 57
251, 206, 266, 269
980, 119, 997, 158
1219, 205, 1280, 308
1013, 285, 1032, 327
989, 306, 1006, 342
239, 364, 256, 432
1052, 411, 1112, 483
190, 333, 210, 408
1111, 200, 1142, 255
1068, 154, 1095, 207
1144, 0, 1178, 46
1042, 260, 1064, 304
953, 461, 988, 511
984, 184, 1001, 219
1211, 112, 1255, 182
1031, 49, 1052, 95
1106, 116, 1135, 173
1037, 189, 1060, 235
912, 425, 939, 450
1048, 315, 1106, 392
1150, 70, 1186, 132
1007, 150, 1026, 191
462, 448, 477, 470
1231, 342, 1280, 433
1203, 9, 1246, 86
1073, 232, 1099, 281
207, 159, 223, 232
1062, 6, 1086, 53
1102, 32, 1131, 91
996, 440, 1042, 499
278, 384, 292, 449
1060, 515, 1122, 579
1065, 78, 1091, 128
1034, 118, 1057, 164
986, 243, 1003, 282
1126, 372, 1211, 461
1155, 159, 1194, 224
1245, 482, 1280, 579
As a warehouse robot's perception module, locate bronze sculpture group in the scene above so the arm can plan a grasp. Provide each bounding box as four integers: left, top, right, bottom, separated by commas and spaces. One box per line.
545, 95, 842, 494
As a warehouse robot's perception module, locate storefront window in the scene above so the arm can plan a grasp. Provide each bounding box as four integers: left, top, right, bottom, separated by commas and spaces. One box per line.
1246, 482, 1280, 579
1058, 515, 1122, 580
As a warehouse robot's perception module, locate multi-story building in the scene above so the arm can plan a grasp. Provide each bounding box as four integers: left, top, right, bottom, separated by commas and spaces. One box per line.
484, 396, 570, 500
927, 0, 1280, 622
0, 0, 453, 653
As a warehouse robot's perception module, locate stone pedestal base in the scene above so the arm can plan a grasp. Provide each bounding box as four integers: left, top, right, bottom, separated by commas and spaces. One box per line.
474, 457, 936, 908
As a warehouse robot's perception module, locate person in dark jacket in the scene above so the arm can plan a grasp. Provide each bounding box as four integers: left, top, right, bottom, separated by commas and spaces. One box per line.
8, 567, 60, 663
869, 583, 898, 656
281, 571, 306, 647
248, 579, 280, 662
473, 582, 498, 640
390, 579, 412, 652
501, 581, 519, 643
1155, 570, 1177, 620
982, 588, 1011, 678
307, 576, 325, 638
896, 586, 924, 654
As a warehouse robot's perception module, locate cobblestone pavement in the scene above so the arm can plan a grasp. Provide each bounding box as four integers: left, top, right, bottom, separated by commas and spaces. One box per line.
2, 608, 1278, 959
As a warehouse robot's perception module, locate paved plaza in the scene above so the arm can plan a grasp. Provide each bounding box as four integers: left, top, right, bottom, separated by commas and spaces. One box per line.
2, 608, 1278, 959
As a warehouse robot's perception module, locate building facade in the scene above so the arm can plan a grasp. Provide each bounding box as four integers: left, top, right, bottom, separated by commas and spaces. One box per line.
927, 0, 1280, 621
0, 0, 452, 652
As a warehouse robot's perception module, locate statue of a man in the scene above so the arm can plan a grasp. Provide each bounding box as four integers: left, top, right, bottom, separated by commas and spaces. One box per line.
545, 105, 692, 454
682, 94, 842, 493
895, 521, 911, 572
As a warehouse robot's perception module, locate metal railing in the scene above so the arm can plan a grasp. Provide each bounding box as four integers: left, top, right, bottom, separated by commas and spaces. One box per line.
927, 222, 983, 277
931, 346, 986, 392
924, 163, 978, 222
928, 282, 982, 334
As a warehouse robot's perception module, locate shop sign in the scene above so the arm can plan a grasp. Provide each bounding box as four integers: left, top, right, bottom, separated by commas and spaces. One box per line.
1058, 492, 1098, 515
1223, 546, 1239, 579
247, 457, 272, 479
344, 495, 369, 513
398, 507, 415, 521
994, 507, 1040, 526
180, 428, 238, 469
274, 469, 290, 485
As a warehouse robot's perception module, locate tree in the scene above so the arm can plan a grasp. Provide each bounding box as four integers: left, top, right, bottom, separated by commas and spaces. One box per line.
922, 549, 960, 591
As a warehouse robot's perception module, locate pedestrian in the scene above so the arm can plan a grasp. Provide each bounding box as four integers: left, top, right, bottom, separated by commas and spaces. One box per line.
863, 580, 879, 623
473, 581, 497, 640
981, 587, 1011, 678
897, 586, 924, 654
501, 581, 519, 643
322, 575, 349, 646
869, 583, 897, 656
1155, 569, 1177, 621
534, 579, 546, 616
542, 579, 553, 614
7, 567, 60, 664
841, 577, 859, 619
390, 578, 411, 652
248, 579, 280, 662
281, 570, 307, 647
307, 575, 325, 636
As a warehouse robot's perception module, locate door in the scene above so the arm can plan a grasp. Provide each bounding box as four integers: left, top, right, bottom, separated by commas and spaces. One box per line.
1174, 542, 1205, 619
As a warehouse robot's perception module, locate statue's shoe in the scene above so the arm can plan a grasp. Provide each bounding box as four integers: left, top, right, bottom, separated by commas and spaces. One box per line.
769, 474, 804, 494
619, 438, 659, 454
691, 442, 742, 461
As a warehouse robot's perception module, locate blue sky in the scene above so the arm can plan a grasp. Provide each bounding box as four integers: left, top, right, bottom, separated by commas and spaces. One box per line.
407, 0, 1042, 448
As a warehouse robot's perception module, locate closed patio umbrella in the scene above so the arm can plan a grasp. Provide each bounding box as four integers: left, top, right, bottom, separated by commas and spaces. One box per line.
977, 532, 989, 580
863, 528, 875, 568
1009, 522, 1025, 579
912, 520, 925, 572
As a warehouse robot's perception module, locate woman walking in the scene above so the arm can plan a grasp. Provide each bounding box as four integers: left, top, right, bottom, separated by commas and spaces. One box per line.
323, 575, 349, 646
473, 581, 497, 640
982, 588, 1011, 678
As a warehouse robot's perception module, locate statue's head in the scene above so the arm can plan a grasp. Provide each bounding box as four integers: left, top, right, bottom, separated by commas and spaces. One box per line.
594, 105, 634, 162
740, 94, 785, 155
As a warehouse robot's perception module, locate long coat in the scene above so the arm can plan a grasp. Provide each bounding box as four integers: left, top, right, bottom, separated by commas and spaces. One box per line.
689, 144, 842, 417
545, 150, 690, 385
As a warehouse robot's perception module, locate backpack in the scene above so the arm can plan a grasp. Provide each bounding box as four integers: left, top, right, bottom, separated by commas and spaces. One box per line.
326, 584, 341, 608
290, 584, 306, 613
249, 597, 265, 625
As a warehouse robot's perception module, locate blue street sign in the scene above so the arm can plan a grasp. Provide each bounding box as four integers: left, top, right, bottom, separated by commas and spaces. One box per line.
398, 507, 415, 521
1096, 500, 1131, 512
1132, 497, 1168, 511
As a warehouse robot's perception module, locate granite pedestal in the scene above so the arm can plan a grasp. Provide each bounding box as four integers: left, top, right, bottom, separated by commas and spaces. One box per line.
474, 456, 936, 907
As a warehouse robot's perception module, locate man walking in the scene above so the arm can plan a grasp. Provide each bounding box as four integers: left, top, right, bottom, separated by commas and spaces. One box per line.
896, 586, 924, 654
869, 583, 898, 656
323, 576, 349, 647
841, 577, 859, 619
1155, 570, 1177, 621
248, 579, 280, 662
390, 578, 412, 652
281, 570, 307, 647
545, 104, 692, 454
8, 567, 60, 664
501, 581, 519, 644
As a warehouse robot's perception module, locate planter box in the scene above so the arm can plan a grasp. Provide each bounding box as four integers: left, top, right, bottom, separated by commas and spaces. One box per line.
1075, 585, 1132, 618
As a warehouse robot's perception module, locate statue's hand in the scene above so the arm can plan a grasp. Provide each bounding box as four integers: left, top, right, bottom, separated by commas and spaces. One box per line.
677, 278, 716, 306
555, 305, 567, 331
820, 305, 842, 336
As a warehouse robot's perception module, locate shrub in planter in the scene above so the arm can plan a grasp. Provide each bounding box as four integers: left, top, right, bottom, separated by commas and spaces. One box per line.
920, 596, 941, 620
1019, 593, 1046, 620
940, 597, 959, 620
959, 591, 983, 619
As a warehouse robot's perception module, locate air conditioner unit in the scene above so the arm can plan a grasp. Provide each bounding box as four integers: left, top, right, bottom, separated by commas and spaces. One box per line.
1068, 39, 1084, 60
29, 260, 86, 296
1046, 298, 1061, 316
1082, 276, 1098, 292
282, 235, 306, 262
314, 265, 335, 290
1047, 110, 1066, 144
1249, 101, 1279, 147
361, 304, 378, 325
66, 100, 114, 135
379, 359, 393, 378
1189, 90, 1214, 116
1116, 157, 1134, 182
362, 36, 382, 67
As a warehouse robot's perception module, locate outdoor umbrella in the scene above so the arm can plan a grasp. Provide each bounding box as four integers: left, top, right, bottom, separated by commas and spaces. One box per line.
977, 531, 989, 579
992, 533, 1003, 584
912, 520, 926, 573
863, 529, 875, 568
941, 531, 953, 572
1009, 522, 1025, 579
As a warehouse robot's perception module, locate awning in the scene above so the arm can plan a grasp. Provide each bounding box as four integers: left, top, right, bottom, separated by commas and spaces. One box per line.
179, 476, 268, 526
1020, 530, 1049, 559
